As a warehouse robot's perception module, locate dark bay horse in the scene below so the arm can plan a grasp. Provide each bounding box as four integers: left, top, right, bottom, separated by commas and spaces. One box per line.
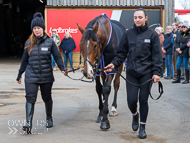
77, 14, 125, 130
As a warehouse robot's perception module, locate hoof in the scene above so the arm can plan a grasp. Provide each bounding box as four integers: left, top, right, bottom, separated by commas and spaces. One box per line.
96, 116, 103, 123
109, 111, 118, 117
100, 120, 110, 130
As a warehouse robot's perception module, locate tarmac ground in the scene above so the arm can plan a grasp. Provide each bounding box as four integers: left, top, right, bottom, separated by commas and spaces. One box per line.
0, 57, 190, 143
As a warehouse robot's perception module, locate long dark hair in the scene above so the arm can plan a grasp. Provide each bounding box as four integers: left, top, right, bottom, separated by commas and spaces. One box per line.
134, 8, 149, 26
25, 31, 50, 54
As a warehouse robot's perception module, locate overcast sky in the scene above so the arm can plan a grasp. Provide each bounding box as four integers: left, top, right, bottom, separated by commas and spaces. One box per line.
175, 0, 190, 9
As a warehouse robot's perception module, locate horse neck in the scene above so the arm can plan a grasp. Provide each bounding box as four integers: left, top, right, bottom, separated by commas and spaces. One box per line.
98, 17, 111, 50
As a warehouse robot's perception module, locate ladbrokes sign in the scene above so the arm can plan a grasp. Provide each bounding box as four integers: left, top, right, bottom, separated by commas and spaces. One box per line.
46, 10, 112, 52
49, 27, 78, 34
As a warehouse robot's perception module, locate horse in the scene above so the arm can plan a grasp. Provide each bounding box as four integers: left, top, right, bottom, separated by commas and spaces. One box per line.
77, 14, 125, 130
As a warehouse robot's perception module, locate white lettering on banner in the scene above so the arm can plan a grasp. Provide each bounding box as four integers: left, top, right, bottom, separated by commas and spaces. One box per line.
49, 27, 78, 34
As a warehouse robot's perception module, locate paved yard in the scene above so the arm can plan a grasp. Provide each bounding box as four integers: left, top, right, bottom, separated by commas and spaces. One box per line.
0, 58, 190, 143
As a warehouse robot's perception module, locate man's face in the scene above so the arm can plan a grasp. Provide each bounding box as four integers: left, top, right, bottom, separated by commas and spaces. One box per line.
178, 23, 182, 32
172, 23, 176, 30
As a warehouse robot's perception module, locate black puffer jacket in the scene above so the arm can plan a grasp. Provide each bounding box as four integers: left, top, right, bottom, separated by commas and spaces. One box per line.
112, 24, 162, 77
17, 34, 65, 84
176, 29, 190, 58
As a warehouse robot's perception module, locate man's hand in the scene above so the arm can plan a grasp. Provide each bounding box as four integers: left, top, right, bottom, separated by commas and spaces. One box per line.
187, 41, 190, 47
17, 78, 21, 84
104, 63, 115, 72
62, 71, 68, 76
173, 34, 177, 39
162, 48, 166, 54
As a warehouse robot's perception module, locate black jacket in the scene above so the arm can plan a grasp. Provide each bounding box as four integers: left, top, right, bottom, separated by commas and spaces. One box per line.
16, 34, 65, 84
176, 29, 190, 58
163, 32, 174, 55
112, 24, 162, 77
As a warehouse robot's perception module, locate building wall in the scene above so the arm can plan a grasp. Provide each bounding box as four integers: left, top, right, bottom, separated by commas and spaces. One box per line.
46, 0, 174, 27
46, 0, 175, 68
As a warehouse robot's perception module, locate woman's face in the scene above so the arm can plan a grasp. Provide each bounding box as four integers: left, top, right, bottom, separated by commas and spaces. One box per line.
166, 28, 172, 34
155, 29, 160, 35
52, 31, 56, 35
182, 26, 188, 33
134, 10, 147, 27
65, 34, 69, 39
33, 26, 43, 38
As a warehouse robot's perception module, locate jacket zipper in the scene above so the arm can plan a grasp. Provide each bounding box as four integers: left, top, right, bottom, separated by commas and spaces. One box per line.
38, 44, 42, 80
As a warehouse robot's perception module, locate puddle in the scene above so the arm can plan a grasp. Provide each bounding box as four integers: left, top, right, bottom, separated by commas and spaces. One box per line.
13, 88, 79, 91
0, 95, 10, 99
0, 102, 17, 107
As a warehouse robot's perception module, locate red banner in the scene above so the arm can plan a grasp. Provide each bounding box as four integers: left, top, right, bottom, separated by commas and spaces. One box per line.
46, 10, 113, 52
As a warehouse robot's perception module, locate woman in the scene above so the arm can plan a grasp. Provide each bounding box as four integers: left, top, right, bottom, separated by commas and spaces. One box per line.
51, 29, 61, 71
155, 27, 165, 77
60, 32, 76, 70
172, 21, 190, 84
16, 12, 67, 134
105, 8, 162, 139
162, 26, 174, 79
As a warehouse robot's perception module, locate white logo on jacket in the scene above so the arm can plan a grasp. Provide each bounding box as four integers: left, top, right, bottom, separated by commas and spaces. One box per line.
41, 47, 48, 51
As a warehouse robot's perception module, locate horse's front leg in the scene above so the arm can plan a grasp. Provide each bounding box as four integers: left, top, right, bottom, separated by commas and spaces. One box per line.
95, 76, 103, 123
110, 65, 123, 117
100, 75, 114, 130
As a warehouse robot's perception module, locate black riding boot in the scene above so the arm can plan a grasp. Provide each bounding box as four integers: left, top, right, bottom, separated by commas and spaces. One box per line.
139, 124, 147, 139
45, 99, 53, 128
132, 112, 139, 131
23, 102, 34, 134
182, 69, 189, 84
172, 69, 181, 83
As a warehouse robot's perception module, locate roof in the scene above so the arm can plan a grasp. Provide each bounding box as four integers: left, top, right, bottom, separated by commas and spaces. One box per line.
47, 0, 165, 6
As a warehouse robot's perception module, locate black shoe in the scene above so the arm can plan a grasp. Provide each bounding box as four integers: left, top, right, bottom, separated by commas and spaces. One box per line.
45, 99, 53, 128
172, 69, 181, 83
23, 102, 35, 134
182, 80, 189, 84
139, 124, 147, 139
164, 77, 170, 79
182, 70, 189, 84
132, 112, 139, 131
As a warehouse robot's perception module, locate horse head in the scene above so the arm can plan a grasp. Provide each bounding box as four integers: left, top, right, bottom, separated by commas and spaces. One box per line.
77, 22, 101, 79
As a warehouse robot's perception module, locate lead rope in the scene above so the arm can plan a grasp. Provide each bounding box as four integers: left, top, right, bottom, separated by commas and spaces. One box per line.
98, 68, 164, 100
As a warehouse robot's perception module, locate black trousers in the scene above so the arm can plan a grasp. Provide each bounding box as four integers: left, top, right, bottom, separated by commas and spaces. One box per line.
25, 82, 53, 104
126, 72, 152, 123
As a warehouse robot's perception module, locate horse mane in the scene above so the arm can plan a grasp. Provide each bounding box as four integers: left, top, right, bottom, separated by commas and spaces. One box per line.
84, 15, 102, 41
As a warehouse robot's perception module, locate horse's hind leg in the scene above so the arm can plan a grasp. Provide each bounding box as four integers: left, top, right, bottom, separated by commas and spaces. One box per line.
100, 75, 114, 130
110, 65, 123, 117
95, 76, 103, 123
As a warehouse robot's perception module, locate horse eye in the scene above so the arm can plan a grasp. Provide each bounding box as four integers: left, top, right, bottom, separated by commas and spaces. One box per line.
94, 45, 97, 48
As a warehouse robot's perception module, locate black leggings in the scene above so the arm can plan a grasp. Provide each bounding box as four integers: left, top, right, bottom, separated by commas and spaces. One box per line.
25, 82, 53, 104
126, 72, 152, 123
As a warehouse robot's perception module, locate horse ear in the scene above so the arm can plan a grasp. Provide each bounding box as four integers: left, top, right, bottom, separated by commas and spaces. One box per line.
93, 22, 99, 33
77, 23, 84, 34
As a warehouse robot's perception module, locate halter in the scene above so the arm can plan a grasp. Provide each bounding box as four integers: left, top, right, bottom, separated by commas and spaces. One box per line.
81, 20, 108, 82
66, 19, 107, 83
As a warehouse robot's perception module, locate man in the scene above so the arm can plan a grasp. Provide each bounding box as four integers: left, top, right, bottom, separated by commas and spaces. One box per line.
174, 22, 185, 79
172, 23, 177, 33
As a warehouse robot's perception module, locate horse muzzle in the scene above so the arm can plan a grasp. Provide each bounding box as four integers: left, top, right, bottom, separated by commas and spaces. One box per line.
83, 71, 93, 79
